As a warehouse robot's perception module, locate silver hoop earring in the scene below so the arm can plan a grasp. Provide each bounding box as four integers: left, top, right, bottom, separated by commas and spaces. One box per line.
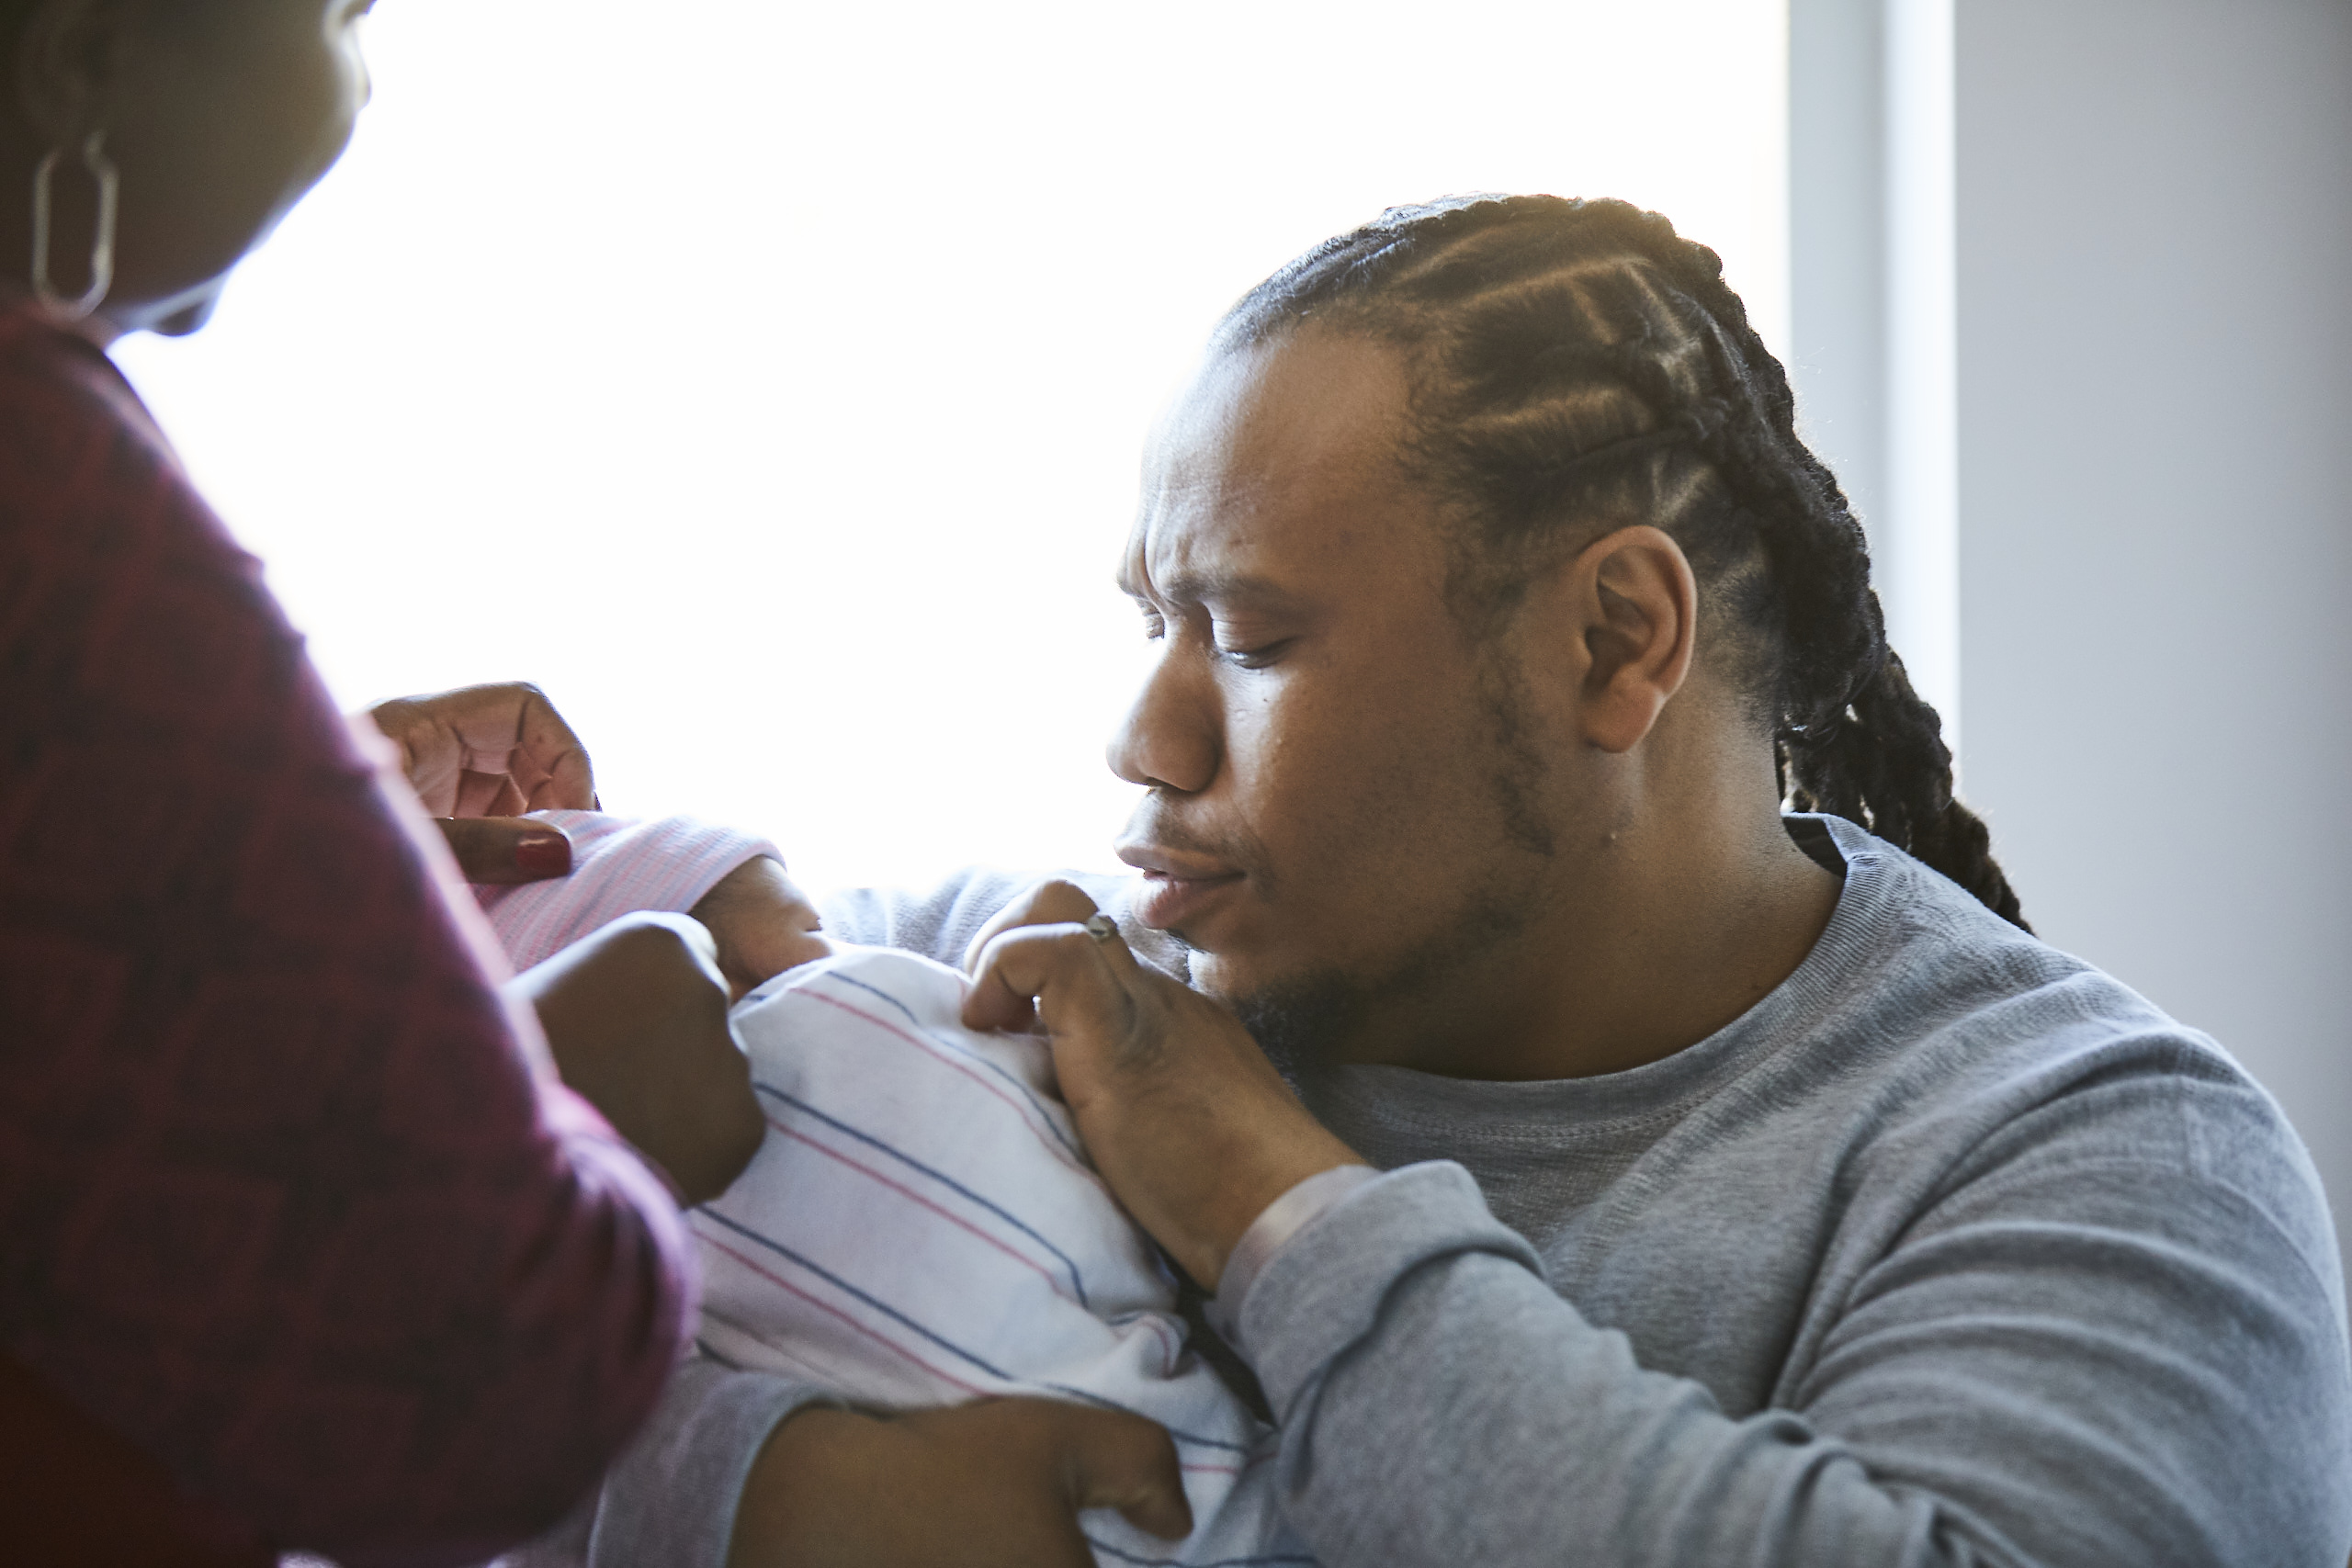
31, 130, 119, 321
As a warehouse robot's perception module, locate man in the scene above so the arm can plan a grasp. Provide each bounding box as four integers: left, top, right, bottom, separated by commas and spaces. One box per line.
581, 197, 2352, 1567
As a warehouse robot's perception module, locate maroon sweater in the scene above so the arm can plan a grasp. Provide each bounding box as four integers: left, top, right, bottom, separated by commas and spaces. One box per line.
0, 304, 695, 1564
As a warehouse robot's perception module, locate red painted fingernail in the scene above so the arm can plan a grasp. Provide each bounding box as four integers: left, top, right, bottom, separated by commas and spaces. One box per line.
514, 831, 571, 878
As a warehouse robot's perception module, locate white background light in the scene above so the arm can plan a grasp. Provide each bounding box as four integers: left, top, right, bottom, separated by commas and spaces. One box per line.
117, 0, 1788, 897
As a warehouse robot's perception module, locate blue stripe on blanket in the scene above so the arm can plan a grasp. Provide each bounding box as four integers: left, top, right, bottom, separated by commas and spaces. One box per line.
702, 1206, 1262, 1456
701, 1207, 1021, 1382
820, 967, 1089, 1162
752, 1079, 1093, 1309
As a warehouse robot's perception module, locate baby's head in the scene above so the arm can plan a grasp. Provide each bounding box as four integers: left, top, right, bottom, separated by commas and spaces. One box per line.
691, 855, 834, 999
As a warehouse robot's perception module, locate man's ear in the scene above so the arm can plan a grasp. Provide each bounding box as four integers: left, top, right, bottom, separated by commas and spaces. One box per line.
13, 0, 121, 145
1554, 525, 1698, 754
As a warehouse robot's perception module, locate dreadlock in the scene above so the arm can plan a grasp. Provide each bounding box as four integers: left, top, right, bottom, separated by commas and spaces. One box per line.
1215, 194, 2027, 929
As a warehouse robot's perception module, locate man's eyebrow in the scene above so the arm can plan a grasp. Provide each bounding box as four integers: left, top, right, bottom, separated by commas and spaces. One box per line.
1117, 568, 1302, 609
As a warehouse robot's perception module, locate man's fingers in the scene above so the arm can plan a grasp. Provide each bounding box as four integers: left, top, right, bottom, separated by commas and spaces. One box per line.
437, 817, 573, 885
960, 881, 1149, 1038
961, 921, 1145, 1038
961, 878, 1103, 974
1057, 1406, 1193, 1542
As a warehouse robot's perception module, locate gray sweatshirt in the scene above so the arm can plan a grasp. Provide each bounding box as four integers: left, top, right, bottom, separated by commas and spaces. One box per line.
560, 815, 2352, 1568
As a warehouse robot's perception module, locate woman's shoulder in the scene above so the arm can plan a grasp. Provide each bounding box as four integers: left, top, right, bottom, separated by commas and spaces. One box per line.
0, 306, 246, 596
0, 305, 330, 864
0, 305, 175, 474
0, 305, 275, 654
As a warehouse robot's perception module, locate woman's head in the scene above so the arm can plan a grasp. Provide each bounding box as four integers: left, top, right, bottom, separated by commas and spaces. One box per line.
0, 0, 374, 335
1212, 194, 2026, 927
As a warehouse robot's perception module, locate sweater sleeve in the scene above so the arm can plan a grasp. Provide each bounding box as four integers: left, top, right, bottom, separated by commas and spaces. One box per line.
0, 310, 696, 1567
1241, 1128, 2351, 1568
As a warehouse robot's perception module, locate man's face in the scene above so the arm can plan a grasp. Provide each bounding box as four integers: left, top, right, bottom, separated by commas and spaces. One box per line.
1112, 330, 1570, 1066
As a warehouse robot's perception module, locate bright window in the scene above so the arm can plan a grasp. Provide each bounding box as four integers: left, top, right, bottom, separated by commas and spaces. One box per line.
116, 0, 1789, 896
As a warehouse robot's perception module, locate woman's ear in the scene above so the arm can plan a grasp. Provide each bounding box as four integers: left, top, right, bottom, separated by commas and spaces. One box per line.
1552, 525, 1698, 754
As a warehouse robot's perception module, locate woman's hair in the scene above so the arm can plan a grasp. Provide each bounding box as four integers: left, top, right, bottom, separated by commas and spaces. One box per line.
1216, 194, 2027, 928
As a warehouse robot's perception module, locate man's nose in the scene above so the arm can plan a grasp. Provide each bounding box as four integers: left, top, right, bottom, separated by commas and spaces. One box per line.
1107, 646, 1218, 795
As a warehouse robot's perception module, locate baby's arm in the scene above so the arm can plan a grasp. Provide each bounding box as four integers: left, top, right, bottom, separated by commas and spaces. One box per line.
688, 857, 833, 1000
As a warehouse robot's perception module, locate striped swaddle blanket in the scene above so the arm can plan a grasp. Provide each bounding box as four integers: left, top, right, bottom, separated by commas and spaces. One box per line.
700, 944, 1314, 1568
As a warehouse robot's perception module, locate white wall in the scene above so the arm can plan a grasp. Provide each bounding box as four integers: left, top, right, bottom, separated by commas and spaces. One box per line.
1788, 0, 1888, 543
1954, 0, 2352, 1287
1787, 0, 1959, 738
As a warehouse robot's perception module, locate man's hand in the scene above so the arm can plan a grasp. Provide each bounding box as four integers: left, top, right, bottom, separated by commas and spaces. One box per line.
727, 1398, 1192, 1568
368, 682, 594, 884
507, 912, 763, 1204
961, 881, 1362, 1290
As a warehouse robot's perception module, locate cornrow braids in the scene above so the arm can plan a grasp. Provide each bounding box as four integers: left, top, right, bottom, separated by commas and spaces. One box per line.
1216, 195, 2027, 929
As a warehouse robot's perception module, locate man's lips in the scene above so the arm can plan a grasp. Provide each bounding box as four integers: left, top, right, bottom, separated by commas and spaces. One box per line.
1114, 840, 1240, 880
1116, 842, 1246, 931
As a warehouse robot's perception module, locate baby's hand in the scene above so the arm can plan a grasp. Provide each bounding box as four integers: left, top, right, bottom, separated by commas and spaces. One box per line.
690, 857, 833, 1000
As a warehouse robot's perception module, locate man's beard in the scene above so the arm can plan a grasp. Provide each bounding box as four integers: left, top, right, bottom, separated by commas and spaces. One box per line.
1180, 641, 1558, 1077
1229, 970, 1366, 1085
1221, 874, 1539, 1081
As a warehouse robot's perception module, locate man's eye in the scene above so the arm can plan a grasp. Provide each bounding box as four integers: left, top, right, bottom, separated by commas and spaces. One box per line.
1217, 640, 1290, 670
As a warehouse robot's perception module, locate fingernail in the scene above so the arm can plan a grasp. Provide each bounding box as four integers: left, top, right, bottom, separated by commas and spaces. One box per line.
514, 831, 571, 878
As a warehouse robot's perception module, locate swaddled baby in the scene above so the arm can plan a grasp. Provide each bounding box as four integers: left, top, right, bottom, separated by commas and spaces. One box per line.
478, 813, 1312, 1568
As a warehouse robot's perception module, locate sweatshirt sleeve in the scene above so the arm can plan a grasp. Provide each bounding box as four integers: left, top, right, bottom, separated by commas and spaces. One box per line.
822, 867, 1182, 978
0, 316, 696, 1567
1241, 1130, 2351, 1568
570, 1357, 833, 1568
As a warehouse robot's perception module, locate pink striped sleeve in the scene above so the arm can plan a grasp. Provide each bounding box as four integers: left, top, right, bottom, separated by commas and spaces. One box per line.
475, 813, 784, 973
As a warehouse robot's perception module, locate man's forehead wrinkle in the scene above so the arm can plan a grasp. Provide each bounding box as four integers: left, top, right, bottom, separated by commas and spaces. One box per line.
1136, 511, 1221, 607
1116, 525, 1151, 600
1125, 331, 1415, 613
1123, 509, 1298, 615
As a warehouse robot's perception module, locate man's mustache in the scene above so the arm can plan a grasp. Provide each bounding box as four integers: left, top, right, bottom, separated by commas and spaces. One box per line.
1117, 797, 1278, 896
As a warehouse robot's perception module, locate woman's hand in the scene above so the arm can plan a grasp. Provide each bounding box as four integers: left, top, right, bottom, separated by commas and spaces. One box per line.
506, 912, 764, 1205
368, 682, 595, 885
726, 1398, 1192, 1568
962, 881, 1362, 1290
